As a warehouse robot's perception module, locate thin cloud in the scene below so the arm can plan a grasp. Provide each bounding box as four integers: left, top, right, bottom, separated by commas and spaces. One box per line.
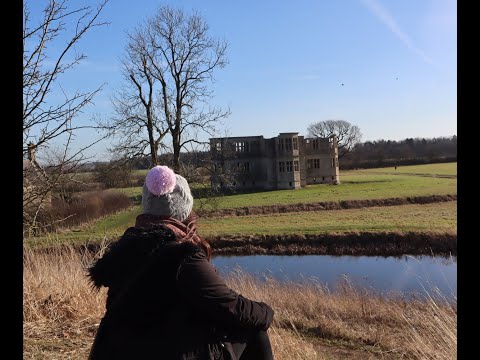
360, 0, 434, 65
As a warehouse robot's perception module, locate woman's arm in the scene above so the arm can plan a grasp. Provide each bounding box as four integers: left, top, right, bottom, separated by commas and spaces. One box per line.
176, 250, 274, 331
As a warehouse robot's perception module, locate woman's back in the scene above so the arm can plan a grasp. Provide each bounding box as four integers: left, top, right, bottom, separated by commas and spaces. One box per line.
88, 166, 274, 359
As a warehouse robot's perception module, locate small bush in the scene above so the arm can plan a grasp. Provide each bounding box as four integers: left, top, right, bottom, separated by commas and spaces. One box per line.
93, 162, 134, 188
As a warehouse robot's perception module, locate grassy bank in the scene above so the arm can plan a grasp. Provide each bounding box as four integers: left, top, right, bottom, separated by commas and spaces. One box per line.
23, 246, 456, 359
207, 231, 457, 256
54, 231, 456, 257
198, 201, 456, 237
25, 201, 457, 250
201, 194, 456, 217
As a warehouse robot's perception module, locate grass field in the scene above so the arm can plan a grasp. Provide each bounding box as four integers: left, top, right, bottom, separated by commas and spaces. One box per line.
209, 174, 455, 210
197, 201, 456, 237
344, 162, 456, 176
118, 172, 456, 210
26, 201, 456, 247
26, 163, 457, 247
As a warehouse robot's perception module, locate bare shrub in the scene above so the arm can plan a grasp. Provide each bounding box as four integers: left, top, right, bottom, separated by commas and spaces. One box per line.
29, 190, 132, 235
93, 162, 134, 188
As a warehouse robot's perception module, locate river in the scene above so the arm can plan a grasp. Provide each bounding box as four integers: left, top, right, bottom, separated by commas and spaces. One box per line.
212, 254, 457, 299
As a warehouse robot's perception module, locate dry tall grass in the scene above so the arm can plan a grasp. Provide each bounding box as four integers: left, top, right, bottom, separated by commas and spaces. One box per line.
23, 245, 456, 359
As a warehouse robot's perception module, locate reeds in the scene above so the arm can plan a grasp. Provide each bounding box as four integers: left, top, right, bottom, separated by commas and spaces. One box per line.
23, 245, 456, 359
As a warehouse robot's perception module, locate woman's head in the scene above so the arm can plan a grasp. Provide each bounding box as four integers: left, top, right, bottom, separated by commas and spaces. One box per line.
141, 166, 194, 222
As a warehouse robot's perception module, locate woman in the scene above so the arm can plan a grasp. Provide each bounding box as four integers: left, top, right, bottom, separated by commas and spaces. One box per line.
88, 166, 274, 359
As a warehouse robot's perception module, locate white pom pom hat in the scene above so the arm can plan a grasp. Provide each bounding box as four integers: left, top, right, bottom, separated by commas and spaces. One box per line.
141, 166, 194, 222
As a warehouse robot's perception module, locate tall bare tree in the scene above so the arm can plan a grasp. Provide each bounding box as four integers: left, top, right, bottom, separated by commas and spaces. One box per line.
307, 120, 362, 158
102, 27, 169, 166
104, 6, 229, 171
23, 0, 109, 235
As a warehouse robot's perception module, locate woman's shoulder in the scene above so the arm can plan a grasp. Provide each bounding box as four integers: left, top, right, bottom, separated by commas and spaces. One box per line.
103, 225, 203, 266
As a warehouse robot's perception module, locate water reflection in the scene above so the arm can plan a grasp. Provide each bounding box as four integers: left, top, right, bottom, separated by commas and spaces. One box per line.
211, 254, 457, 299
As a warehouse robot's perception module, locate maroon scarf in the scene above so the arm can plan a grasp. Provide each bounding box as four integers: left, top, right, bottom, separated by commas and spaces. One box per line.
134, 213, 213, 260
135, 213, 199, 240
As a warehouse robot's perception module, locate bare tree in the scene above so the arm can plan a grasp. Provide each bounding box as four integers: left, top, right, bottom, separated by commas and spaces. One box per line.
101, 26, 169, 166
307, 120, 362, 158
103, 6, 229, 171
23, 133, 96, 235
23, 0, 109, 235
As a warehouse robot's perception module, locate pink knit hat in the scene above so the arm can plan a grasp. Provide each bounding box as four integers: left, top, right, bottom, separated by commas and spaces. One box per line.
141, 166, 194, 221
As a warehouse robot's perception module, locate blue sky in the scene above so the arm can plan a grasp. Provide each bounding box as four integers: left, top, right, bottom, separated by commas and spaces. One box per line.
26, 0, 457, 161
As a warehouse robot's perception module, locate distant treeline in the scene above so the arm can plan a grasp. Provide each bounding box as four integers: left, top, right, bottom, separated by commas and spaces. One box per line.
340, 136, 457, 169
77, 135, 457, 171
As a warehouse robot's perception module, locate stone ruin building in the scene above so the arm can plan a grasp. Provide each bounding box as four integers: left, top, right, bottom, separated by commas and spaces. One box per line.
209, 132, 340, 190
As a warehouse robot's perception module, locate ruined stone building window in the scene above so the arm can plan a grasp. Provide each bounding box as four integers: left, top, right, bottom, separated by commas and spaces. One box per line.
285, 138, 292, 151
278, 138, 285, 151
215, 142, 222, 151
307, 159, 312, 169
286, 161, 293, 172
331, 158, 335, 168
251, 140, 260, 152
313, 159, 320, 168
294, 160, 299, 171
279, 161, 285, 172
293, 138, 298, 150
313, 139, 319, 150
235, 142, 249, 152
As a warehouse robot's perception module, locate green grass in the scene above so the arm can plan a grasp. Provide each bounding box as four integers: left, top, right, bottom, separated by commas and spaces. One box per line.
198, 201, 456, 237
202, 173, 456, 210
344, 162, 456, 176
26, 163, 457, 247
133, 169, 149, 176
26, 202, 456, 247
114, 173, 456, 211
117, 187, 143, 204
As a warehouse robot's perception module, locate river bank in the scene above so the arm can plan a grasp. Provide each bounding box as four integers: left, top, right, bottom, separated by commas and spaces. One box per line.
198, 194, 457, 217
30, 230, 456, 258
207, 231, 456, 256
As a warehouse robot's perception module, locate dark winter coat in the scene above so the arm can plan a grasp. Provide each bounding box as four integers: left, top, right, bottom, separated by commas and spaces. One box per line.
87, 224, 274, 360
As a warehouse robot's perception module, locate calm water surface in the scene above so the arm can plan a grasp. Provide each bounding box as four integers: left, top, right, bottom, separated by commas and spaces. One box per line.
211, 255, 457, 298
